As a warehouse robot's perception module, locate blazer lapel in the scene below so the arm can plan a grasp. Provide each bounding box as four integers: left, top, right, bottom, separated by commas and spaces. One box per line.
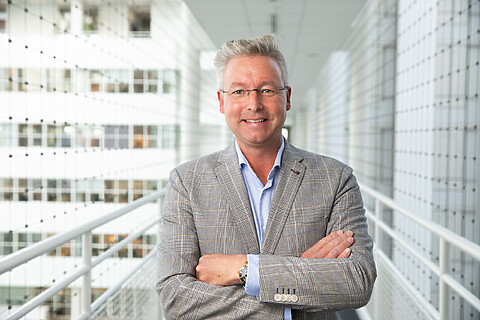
262, 142, 305, 255
215, 144, 261, 254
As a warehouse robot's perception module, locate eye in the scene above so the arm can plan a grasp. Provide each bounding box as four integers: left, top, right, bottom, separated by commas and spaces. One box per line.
232, 89, 245, 95
261, 88, 275, 95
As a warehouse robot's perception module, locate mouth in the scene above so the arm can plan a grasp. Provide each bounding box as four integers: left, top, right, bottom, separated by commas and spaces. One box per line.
244, 119, 266, 123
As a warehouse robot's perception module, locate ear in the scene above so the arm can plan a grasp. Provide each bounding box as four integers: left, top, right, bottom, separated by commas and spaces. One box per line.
217, 90, 225, 114
285, 86, 292, 111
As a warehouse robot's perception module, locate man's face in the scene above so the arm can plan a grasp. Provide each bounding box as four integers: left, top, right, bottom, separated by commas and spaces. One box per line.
217, 55, 291, 151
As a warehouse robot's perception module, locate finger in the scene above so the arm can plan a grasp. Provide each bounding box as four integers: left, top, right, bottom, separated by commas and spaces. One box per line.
315, 230, 343, 249
301, 230, 346, 258
337, 247, 351, 259
324, 235, 354, 258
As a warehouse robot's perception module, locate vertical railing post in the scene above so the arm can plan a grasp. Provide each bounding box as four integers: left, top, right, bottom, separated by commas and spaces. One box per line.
82, 231, 92, 319
375, 199, 383, 252
157, 195, 164, 320
374, 198, 382, 320
439, 238, 450, 320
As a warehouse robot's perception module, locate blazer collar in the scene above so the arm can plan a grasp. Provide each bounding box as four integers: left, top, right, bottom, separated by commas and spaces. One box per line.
262, 142, 306, 254
215, 141, 306, 254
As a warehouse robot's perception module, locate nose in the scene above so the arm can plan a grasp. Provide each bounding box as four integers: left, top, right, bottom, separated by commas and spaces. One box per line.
246, 89, 262, 110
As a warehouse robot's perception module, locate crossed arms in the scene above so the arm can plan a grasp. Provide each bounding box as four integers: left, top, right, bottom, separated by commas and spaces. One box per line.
156, 163, 376, 319
195, 230, 354, 286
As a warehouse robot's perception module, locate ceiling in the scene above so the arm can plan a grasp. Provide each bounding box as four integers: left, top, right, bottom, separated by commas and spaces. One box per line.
183, 0, 367, 106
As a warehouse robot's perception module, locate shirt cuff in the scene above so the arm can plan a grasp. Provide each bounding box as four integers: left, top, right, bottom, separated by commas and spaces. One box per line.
244, 254, 260, 296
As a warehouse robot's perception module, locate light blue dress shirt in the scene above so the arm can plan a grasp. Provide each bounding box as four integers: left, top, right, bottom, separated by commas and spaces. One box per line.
235, 139, 292, 320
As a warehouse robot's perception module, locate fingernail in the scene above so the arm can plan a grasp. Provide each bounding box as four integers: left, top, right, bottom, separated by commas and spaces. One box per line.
336, 230, 343, 235
346, 230, 353, 237
344, 248, 350, 253
347, 237, 353, 243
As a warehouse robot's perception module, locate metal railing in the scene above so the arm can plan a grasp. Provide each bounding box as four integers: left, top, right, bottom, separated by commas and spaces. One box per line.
0, 189, 165, 320
359, 184, 480, 320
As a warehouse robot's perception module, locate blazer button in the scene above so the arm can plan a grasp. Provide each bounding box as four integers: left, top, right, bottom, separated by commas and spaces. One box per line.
281, 294, 287, 302
286, 294, 292, 302
291, 294, 298, 302
274, 294, 281, 302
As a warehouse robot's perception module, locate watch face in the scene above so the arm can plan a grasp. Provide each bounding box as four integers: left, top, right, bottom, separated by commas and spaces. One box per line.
239, 263, 248, 286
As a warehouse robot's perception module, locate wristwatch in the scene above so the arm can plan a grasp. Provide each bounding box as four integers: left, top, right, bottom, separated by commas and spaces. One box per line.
238, 261, 248, 287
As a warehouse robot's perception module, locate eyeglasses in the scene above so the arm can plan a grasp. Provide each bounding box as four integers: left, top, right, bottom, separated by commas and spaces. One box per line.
221, 87, 286, 100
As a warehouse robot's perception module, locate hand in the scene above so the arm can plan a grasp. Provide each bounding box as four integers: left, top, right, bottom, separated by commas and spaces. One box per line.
195, 254, 247, 285
301, 230, 353, 259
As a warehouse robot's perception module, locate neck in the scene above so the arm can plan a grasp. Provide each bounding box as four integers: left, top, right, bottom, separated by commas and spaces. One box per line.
237, 138, 283, 185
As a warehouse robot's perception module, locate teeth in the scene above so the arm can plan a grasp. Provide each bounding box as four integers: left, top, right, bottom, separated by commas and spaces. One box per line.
245, 119, 265, 123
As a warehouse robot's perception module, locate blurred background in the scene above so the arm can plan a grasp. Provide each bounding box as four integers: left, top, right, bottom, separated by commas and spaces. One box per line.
0, 0, 478, 319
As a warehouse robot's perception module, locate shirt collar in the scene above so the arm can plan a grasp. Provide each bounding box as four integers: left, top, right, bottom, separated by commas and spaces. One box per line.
234, 139, 285, 174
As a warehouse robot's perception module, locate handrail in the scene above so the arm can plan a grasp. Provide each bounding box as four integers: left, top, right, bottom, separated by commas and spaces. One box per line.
0, 189, 165, 274
90, 247, 157, 315
0, 189, 165, 320
360, 184, 480, 261
359, 184, 480, 319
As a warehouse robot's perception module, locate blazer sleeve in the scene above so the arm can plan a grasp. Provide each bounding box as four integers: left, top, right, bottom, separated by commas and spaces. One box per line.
257, 165, 376, 313
155, 168, 283, 320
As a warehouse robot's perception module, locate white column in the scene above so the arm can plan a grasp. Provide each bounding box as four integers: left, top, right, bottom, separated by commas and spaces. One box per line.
70, 0, 84, 36
70, 287, 82, 319
178, 5, 200, 164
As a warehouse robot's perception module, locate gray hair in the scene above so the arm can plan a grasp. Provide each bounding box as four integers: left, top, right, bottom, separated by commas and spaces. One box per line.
214, 34, 289, 89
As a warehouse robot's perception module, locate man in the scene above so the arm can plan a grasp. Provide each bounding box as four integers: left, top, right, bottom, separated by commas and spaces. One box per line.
156, 35, 376, 319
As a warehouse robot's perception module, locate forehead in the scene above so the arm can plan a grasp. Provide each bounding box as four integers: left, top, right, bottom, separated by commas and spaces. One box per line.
223, 55, 283, 85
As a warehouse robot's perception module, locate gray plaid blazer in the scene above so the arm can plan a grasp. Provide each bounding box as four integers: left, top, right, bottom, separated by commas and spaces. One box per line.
156, 141, 376, 319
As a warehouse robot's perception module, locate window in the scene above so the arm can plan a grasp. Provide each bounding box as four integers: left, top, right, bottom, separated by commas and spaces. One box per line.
134, 70, 158, 93
18, 233, 28, 250
105, 180, 129, 203
162, 69, 178, 94
0, 123, 12, 147
61, 125, 72, 147
75, 179, 86, 202
84, 6, 99, 33
1, 232, 13, 255
57, 5, 71, 34
104, 180, 115, 203
0, 3, 6, 33
61, 179, 71, 202
47, 124, 58, 147
89, 179, 102, 202
31, 179, 42, 201
18, 124, 28, 147
47, 179, 57, 202
0, 68, 9, 91
90, 125, 102, 147
133, 180, 143, 201
118, 180, 128, 203
17, 124, 43, 147
162, 125, 176, 149
132, 236, 143, 257
104, 125, 129, 149
133, 125, 144, 148
2, 178, 13, 201
129, 6, 150, 37
146, 125, 158, 148
89, 70, 102, 92
18, 179, 27, 201
32, 124, 42, 146
105, 70, 129, 93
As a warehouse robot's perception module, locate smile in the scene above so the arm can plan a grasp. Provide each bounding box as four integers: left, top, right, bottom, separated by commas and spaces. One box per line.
244, 119, 265, 123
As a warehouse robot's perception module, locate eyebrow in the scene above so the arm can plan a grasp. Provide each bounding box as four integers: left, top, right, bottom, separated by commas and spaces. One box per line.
227, 81, 279, 88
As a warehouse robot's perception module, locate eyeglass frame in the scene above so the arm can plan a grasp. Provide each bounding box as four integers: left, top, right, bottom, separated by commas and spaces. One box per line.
221, 87, 287, 98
